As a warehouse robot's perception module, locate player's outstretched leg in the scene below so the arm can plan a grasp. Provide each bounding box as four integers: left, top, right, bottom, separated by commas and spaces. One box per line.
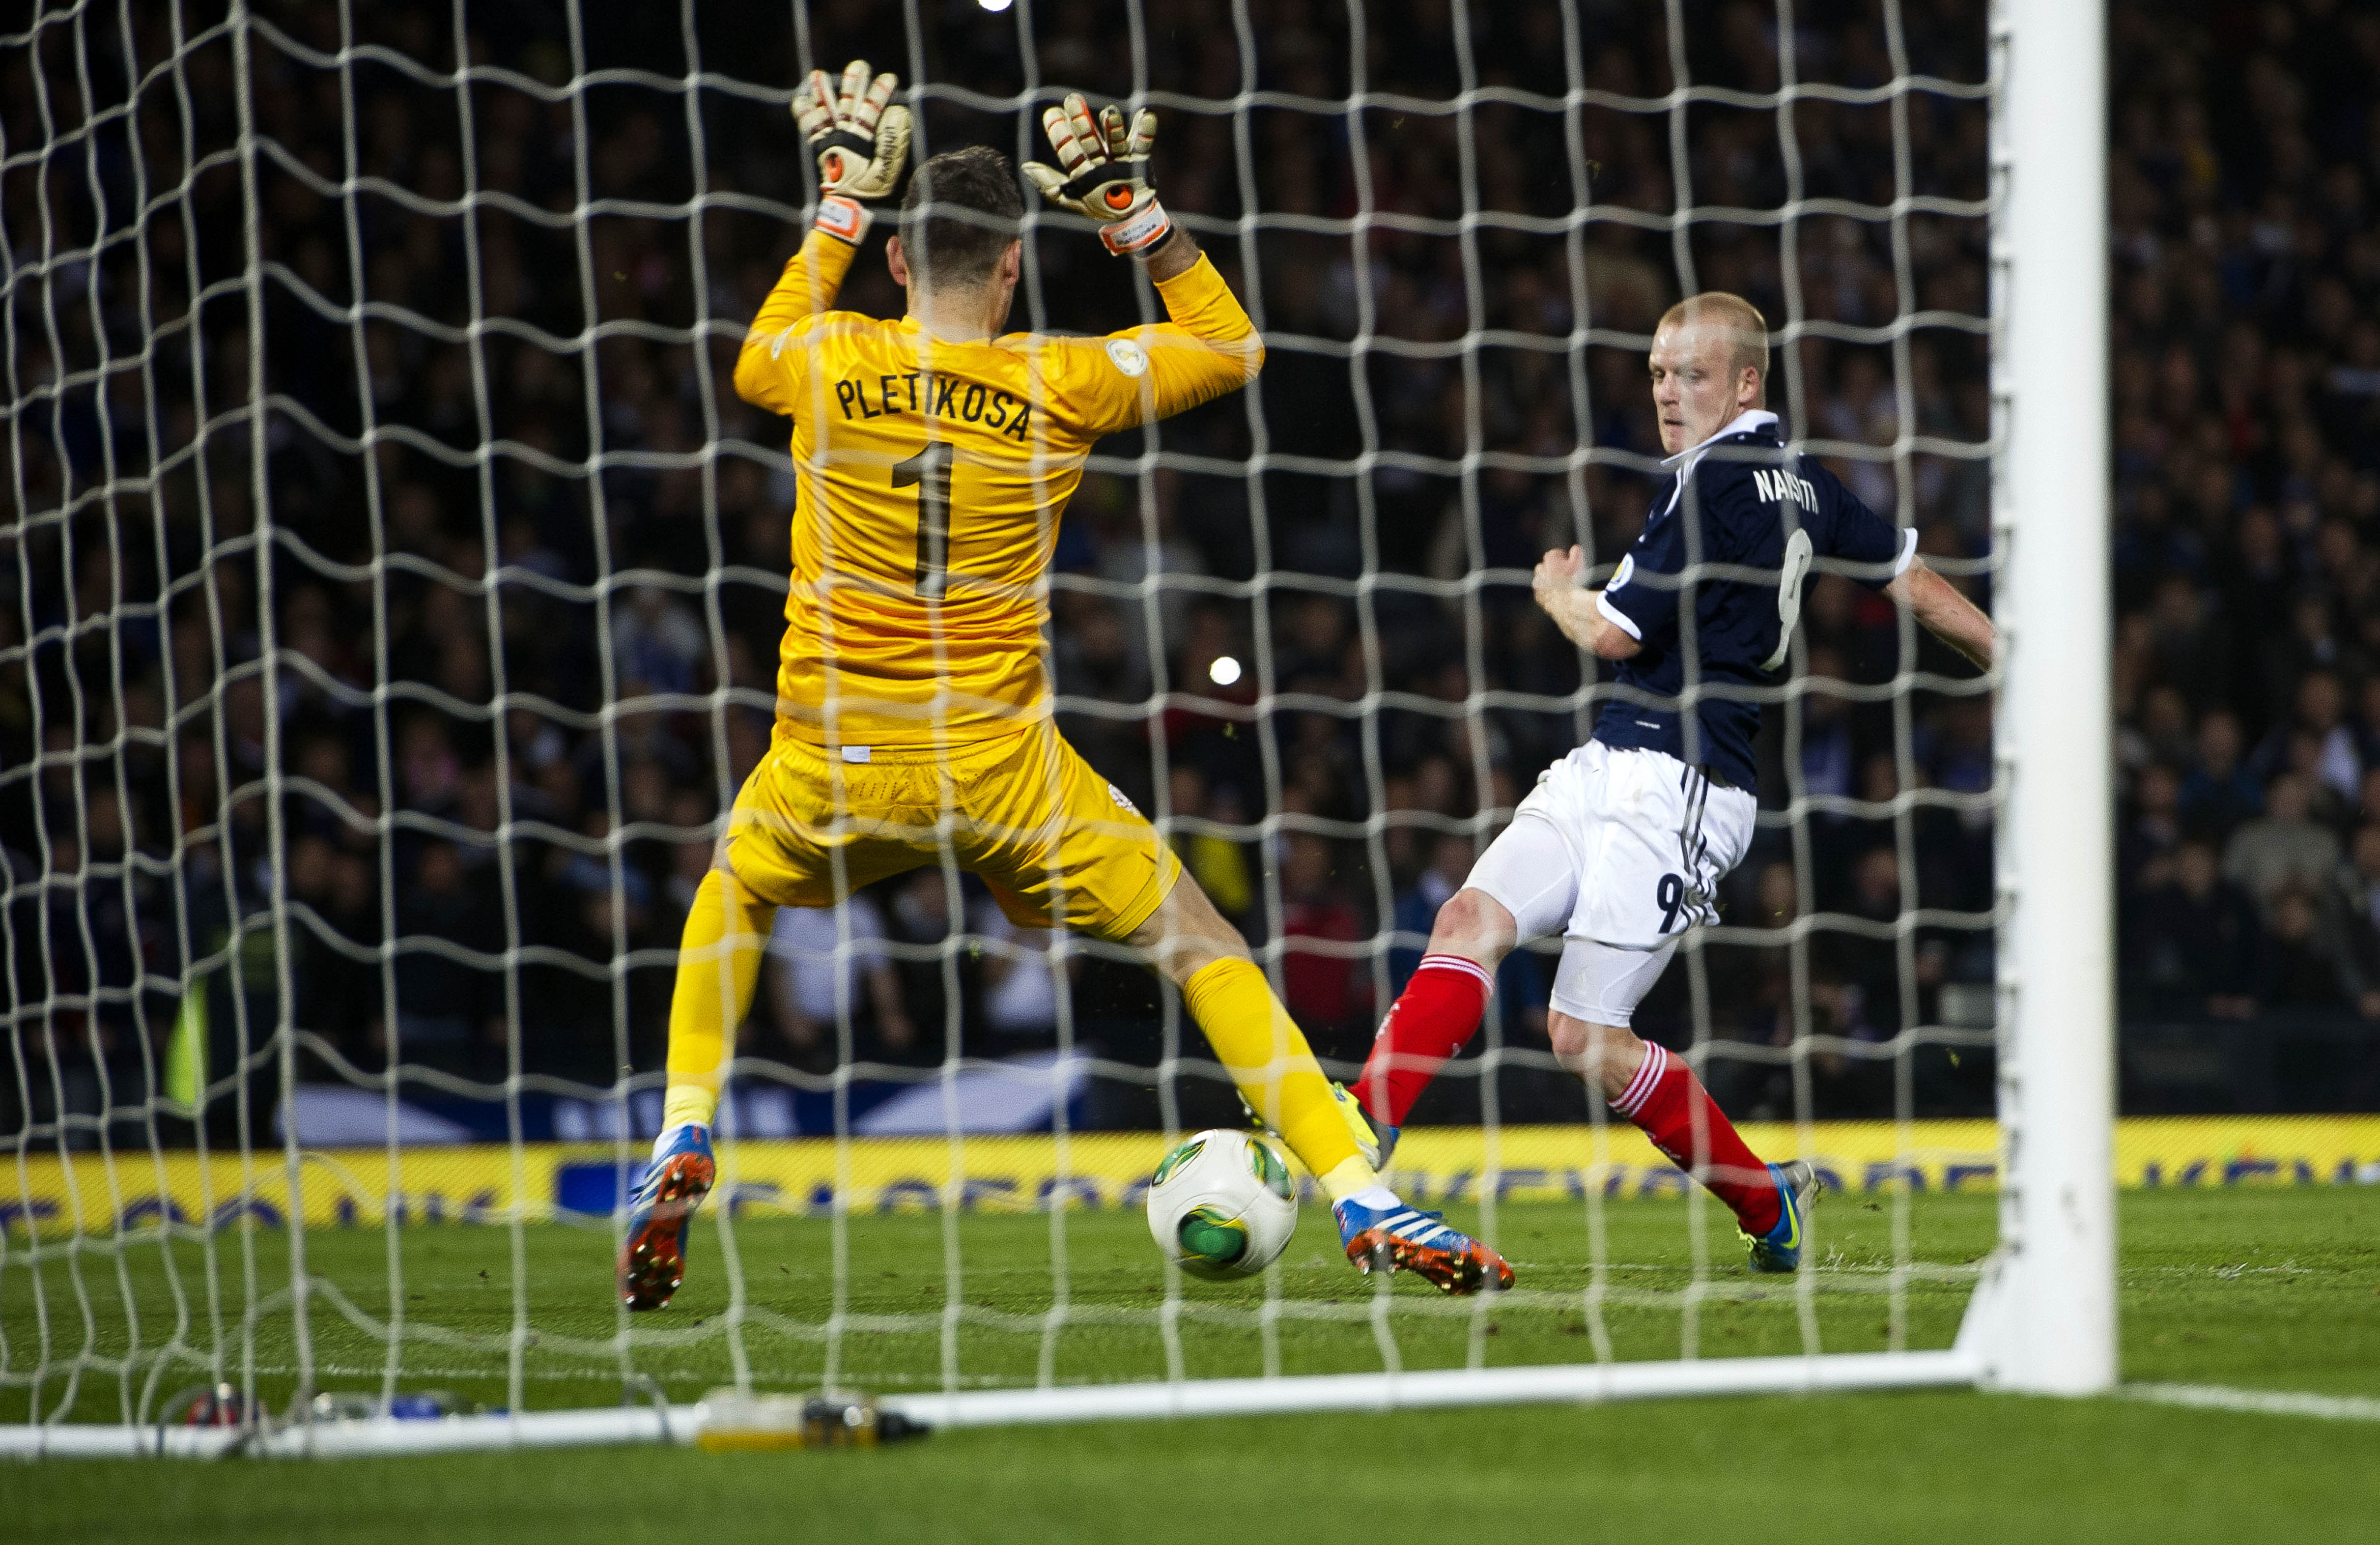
1132, 880, 1512, 1294
1356, 887, 1520, 1163
1559, 1012, 1817, 1271
620, 864, 773, 1310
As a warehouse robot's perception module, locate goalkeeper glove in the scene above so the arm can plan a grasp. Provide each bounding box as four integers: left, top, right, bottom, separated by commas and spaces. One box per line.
794, 59, 911, 245
1022, 94, 1174, 258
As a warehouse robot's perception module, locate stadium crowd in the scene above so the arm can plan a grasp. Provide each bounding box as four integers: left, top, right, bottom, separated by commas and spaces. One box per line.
3, 0, 2373, 1144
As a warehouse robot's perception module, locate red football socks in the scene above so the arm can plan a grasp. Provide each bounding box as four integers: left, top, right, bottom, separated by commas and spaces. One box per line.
1358, 954, 1494, 1128
1363, 957, 1782, 1237
1611, 1044, 1782, 1235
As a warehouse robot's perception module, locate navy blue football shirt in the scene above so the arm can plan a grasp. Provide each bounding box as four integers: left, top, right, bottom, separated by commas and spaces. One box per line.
1590, 409, 1915, 790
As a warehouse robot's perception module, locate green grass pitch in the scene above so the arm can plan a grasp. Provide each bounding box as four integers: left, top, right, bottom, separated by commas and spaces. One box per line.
5, 1186, 2377, 1541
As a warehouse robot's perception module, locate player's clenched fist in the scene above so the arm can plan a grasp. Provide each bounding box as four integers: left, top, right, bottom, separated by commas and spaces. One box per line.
795, 59, 911, 244
1533, 544, 1587, 608
1023, 93, 1174, 257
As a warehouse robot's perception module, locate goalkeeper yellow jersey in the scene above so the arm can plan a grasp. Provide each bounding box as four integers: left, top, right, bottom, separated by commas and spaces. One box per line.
732, 230, 1263, 748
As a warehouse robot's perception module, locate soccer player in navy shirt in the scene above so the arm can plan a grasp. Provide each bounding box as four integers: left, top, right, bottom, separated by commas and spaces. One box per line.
1346, 292, 1995, 1271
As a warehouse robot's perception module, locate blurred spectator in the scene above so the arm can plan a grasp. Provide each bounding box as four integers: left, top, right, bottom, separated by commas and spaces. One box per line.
1165, 765, 1254, 924
1833, 847, 1915, 1040
1795, 645, 1858, 809
2333, 826, 2380, 1019
390, 841, 498, 1077
1277, 834, 1370, 1051
2258, 885, 2348, 1011
763, 897, 912, 1071
2254, 670, 2360, 810
883, 870, 981, 1056
2222, 772, 2341, 910
527, 852, 668, 1086
2120, 762, 2185, 895
1702, 860, 1800, 1119
611, 583, 709, 698
2128, 841, 2262, 1021
977, 916, 1067, 1051
2179, 709, 2262, 841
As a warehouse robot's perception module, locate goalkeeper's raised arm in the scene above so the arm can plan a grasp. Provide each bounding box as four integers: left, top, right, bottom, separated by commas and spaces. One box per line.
735, 79, 1260, 434
734, 59, 911, 418
726, 70, 1267, 758
1020, 91, 1264, 425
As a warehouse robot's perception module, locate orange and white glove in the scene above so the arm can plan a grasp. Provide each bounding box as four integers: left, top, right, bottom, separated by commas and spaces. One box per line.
1022, 94, 1173, 258
794, 59, 911, 245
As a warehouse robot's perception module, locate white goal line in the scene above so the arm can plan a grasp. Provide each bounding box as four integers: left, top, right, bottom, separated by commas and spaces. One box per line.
0, 1349, 1982, 1460
2119, 1384, 2380, 1426
16, 1367, 2376, 1462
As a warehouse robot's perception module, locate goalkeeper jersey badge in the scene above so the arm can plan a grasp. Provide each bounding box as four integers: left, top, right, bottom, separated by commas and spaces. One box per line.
1105, 338, 1149, 378
1108, 782, 1140, 814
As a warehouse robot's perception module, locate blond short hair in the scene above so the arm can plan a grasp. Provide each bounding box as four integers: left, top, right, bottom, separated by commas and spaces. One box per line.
1657, 292, 1769, 401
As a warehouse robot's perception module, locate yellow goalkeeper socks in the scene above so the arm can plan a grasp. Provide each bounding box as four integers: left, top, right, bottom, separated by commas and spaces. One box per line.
660, 868, 774, 1131
663, 887, 1382, 1202
1180, 956, 1378, 1202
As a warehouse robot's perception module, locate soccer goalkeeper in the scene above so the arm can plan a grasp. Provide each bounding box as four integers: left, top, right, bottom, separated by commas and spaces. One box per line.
620, 64, 1512, 1310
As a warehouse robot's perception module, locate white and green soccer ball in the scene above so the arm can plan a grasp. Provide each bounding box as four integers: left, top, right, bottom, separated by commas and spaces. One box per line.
1145, 1128, 1299, 1280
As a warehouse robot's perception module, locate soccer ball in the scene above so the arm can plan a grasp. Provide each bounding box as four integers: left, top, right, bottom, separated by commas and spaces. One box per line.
1145, 1128, 1299, 1280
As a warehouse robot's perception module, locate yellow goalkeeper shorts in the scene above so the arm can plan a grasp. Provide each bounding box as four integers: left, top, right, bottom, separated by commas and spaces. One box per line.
722, 722, 1183, 939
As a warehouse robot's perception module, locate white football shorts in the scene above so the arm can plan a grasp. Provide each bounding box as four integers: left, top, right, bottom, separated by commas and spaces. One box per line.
1467, 741, 1757, 1027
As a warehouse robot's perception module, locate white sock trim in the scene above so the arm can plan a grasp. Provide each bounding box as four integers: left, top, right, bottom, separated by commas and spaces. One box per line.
1417, 953, 1495, 995
1610, 1045, 1669, 1118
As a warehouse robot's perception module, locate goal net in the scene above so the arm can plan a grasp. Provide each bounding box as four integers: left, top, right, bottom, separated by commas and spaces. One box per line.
0, 0, 2110, 1453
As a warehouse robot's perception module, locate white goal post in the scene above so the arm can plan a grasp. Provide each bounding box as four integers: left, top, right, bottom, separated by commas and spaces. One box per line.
1957, 0, 2116, 1397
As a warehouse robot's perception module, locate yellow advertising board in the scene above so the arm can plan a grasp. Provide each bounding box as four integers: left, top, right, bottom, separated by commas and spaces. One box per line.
5, 1116, 2377, 1237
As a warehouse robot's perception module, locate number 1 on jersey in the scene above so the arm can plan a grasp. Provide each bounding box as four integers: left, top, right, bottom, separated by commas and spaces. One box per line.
893, 442, 955, 600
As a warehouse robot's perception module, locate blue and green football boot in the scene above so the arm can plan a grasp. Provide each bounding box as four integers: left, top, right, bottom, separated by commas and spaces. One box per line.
1743, 1159, 1821, 1273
